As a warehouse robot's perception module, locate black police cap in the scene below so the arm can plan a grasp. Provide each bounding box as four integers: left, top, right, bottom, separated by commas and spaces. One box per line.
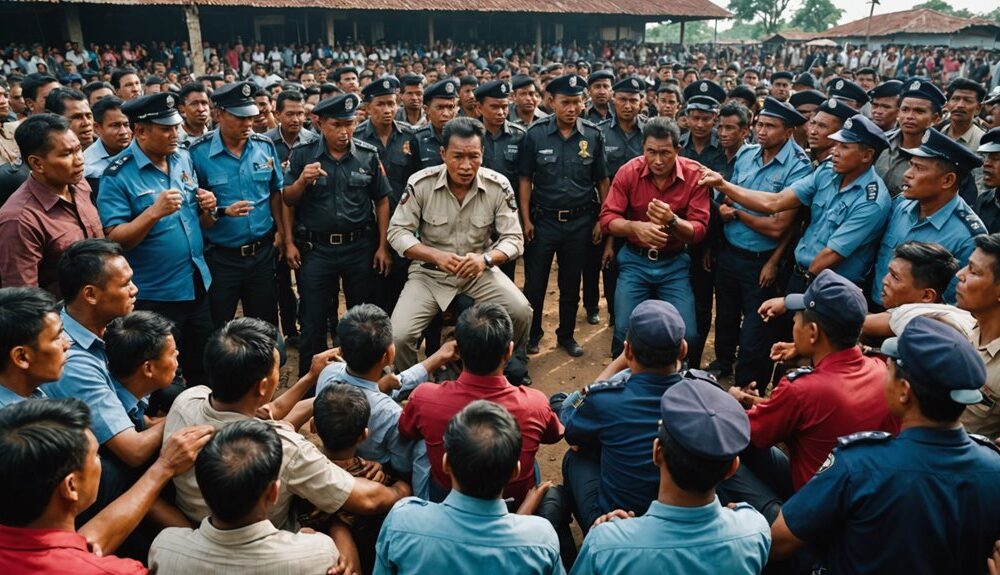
772, 71, 794, 82
903, 127, 984, 176
211, 81, 260, 118
683, 80, 726, 112
423, 79, 459, 103
759, 96, 807, 127
474, 80, 511, 101
511, 75, 536, 91
547, 74, 586, 97
793, 73, 817, 90
869, 80, 903, 100
816, 98, 859, 123
121, 92, 182, 126
399, 74, 424, 87
790, 89, 827, 109
901, 78, 946, 109
361, 75, 400, 101
612, 77, 645, 94
979, 127, 1000, 154
829, 114, 890, 154
313, 92, 361, 119
587, 70, 614, 86
826, 78, 869, 106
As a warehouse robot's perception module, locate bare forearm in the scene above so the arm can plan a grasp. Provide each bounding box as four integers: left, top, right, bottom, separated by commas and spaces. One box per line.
719, 180, 793, 214
282, 179, 306, 205
863, 312, 893, 337
807, 247, 844, 275
106, 423, 165, 468
667, 218, 696, 244
105, 211, 159, 250
518, 177, 532, 222
375, 198, 390, 250
270, 372, 318, 420
402, 243, 449, 265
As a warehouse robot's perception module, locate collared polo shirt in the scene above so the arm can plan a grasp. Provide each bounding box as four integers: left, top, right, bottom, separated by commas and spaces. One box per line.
0, 524, 146, 575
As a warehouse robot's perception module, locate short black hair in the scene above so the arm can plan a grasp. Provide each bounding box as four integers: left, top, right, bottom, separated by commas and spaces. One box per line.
21, 73, 58, 103
893, 241, 959, 297
57, 239, 124, 303
658, 426, 732, 492
104, 311, 175, 380
177, 82, 207, 105
855, 67, 879, 80
92, 96, 124, 125
894, 363, 966, 423
802, 308, 861, 350
641, 116, 681, 146
204, 318, 278, 403
82, 81, 114, 99
455, 303, 512, 375
14, 113, 70, 158
442, 117, 485, 149
195, 419, 282, 522
337, 304, 393, 374
947, 77, 986, 102
44, 87, 87, 116
443, 400, 522, 499
275, 89, 304, 112
0, 287, 59, 370
111, 68, 139, 90
974, 234, 1000, 284
0, 398, 91, 526
719, 102, 751, 128
314, 384, 370, 452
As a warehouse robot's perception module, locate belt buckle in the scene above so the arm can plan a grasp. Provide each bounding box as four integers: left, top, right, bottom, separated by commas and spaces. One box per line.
646, 248, 660, 261
557, 209, 570, 222
329, 233, 343, 245
240, 243, 255, 257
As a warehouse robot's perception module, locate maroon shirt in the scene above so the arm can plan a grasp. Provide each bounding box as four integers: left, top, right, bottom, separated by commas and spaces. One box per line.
398, 371, 564, 506
0, 175, 103, 296
0, 524, 146, 575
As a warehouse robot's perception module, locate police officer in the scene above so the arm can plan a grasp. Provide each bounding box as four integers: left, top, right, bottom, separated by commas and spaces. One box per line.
282, 93, 393, 375
825, 77, 869, 110
868, 79, 903, 133
395, 74, 427, 127
188, 81, 283, 328
387, 117, 531, 372
807, 98, 858, 165
509, 75, 547, 127
474, 79, 526, 281
408, 79, 458, 169
710, 97, 812, 385
584, 70, 614, 124
875, 79, 947, 197
98, 92, 216, 388
974, 128, 1000, 233
789, 89, 826, 151
519, 74, 610, 357
769, 71, 793, 102
355, 75, 420, 314
770, 316, 1000, 574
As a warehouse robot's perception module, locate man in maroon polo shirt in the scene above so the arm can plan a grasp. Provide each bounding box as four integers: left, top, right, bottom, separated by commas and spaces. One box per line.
398, 302, 564, 506
600, 116, 711, 357
0, 114, 102, 297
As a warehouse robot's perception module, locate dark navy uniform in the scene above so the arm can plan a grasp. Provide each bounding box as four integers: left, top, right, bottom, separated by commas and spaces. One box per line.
406, 79, 458, 170
519, 74, 609, 351
973, 129, 1000, 233
480, 98, 526, 281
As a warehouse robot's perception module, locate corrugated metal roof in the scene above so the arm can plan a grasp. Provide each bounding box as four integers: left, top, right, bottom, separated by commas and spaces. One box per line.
818, 8, 999, 38
21, 0, 732, 18
763, 29, 815, 42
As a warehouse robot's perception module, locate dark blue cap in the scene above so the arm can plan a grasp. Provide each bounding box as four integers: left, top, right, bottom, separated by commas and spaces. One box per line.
683, 80, 726, 112
211, 81, 260, 118
816, 97, 859, 122
879, 316, 985, 405
547, 74, 587, 97
759, 96, 807, 127
627, 300, 685, 350
612, 76, 645, 94
793, 73, 817, 89
587, 70, 614, 86
660, 379, 751, 461
901, 78, 946, 109
361, 75, 400, 101
979, 127, 1000, 154
459, 75, 479, 87
511, 75, 535, 91
312, 92, 360, 119
422, 79, 458, 103
474, 80, 511, 101
789, 89, 827, 109
399, 74, 424, 87
869, 79, 903, 100
784, 269, 867, 329
121, 92, 183, 126
902, 127, 984, 175
771, 71, 794, 82
829, 114, 890, 154
826, 78, 869, 106
331, 66, 359, 83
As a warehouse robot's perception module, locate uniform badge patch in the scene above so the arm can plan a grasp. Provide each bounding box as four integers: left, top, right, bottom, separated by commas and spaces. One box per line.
816, 453, 835, 474
578, 140, 590, 159
866, 182, 878, 201
399, 186, 412, 205
402, 140, 411, 155
242, 84, 252, 97
505, 191, 517, 212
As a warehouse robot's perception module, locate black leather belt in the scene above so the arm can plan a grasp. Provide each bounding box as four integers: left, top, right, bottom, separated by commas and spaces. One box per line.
532, 203, 595, 222
723, 241, 775, 261
626, 242, 683, 262
792, 264, 815, 284
299, 228, 368, 245
212, 233, 273, 257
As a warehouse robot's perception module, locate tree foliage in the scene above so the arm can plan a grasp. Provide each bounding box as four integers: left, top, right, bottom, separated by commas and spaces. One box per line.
790, 0, 844, 32
914, 0, 974, 19
727, 0, 792, 34
645, 21, 714, 44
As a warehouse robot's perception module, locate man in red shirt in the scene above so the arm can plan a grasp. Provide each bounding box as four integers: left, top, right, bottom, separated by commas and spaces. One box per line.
398, 302, 564, 506
600, 116, 711, 357
723, 269, 899, 524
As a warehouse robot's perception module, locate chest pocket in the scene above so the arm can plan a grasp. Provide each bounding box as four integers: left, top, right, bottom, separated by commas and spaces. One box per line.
536, 153, 558, 172
423, 212, 449, 228
471, 214, 493, 230
348, 171, 372, 188
570, 154, 595, 181
768, 176, 784, 192
251, 169, 272, 183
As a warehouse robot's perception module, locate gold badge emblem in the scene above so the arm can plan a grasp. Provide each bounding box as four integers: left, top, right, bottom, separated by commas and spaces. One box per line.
578, 140, 590, 159
402, 140, 411, 155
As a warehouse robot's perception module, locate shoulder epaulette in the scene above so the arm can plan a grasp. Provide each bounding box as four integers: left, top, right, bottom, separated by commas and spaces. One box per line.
103, 154, 132, 177
865, 181, 879, 201
837, 430, 892, 447
479, 168, 507, 185
507, 121, 527, 135
785, 366, 814, 381
969, 433, 1000, 456
884, 127, 901, 140
955, 202, 987, 237
353, 138, 379, 153
526, 115, 554, 132
579, 118, 599, 130
584, 379, 626, 395
395, 120, 415, 134
249, 132, 274, 145
188, 132, 214, 148
409, 165, 442, 184
596, 118, 612, 129
681, 368, 724, 390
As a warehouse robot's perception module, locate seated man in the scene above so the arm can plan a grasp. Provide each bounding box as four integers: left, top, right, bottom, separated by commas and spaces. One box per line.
164, 317, 411, 532
376, 400, 564, 575
0, 287, 67, 408
724, 270, 899, 524
0, 398, 212, 572
398, 303, 562, 507
572, 379, 770, 575
387, 117, 531, 373
149, 419, 342, 574
104, 312, 178, 435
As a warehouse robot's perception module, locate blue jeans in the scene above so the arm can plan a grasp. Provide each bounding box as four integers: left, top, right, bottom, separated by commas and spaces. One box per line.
612, 246, 697, 357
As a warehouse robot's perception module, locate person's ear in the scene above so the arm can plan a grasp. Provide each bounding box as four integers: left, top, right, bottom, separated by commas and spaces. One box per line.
503, 341, 514, 362
438, 145, 446, 160
266, 480, 280, 505
257, 377, 269, 398
62, 471, 82, 503
510, 460, 522, 482
678, 339, 688, 363
652, 437, 663, 468
26, 153, 44, 174
922, 288, 938, 304
361, 427, 370, 443
623, 340, 634, 362
9, 345, 30, 371
442, 452, 451, 476
724, 457, 741, 480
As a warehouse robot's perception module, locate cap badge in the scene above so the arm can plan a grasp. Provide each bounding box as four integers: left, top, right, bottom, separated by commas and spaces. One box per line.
835, 80, 844, 90
844, 118, 853, 129
578, 140, 590, 159
921, 130, 930, 143
445, 82, 455, 94
165, 95, 175, 108
344, 97, 354, 111
631, 79, 639, 89
569, 76, 577, 88
699, 82, 708, 93
910, 80, 921, 91
241, 84, 252, 97
500, 83, 508, 93
829, 99, 837, 108
383, 80, 390, 89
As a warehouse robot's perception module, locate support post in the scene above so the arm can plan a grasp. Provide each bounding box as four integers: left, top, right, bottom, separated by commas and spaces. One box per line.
185, 5, 205, 76
64, 5, 84, 47
680, 20, 686, 45
535, 19, 542, 64
326, 11, 335, 46
428, 15, 435, 46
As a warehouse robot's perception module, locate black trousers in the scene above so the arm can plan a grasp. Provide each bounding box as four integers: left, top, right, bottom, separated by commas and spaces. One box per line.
205, 241, 279, 328
275, 254, 299, 336
687, 243, 715, 369
582, 237, 619, 321
523, 213, 593, 341
561, 448, 603, 537
374, 255, 410, 316
716, 445, 793, 525
135, 283, 213, 389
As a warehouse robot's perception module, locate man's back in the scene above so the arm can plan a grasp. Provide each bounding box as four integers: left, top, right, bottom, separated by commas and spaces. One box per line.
374, 492, 564, 575
0, 524, 146, 575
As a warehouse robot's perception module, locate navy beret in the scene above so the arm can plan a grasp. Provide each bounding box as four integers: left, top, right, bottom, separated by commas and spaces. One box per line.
627, 300, 685, 350
587, 70, 615, 86
511, 75, 536, 91
660, 379, 751, 461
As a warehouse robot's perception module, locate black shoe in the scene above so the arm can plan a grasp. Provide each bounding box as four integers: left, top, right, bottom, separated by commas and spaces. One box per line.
608, 314, 615, 328
706, 360, 733, 378
558, 338, 584, 357
520, 374, 533, 386
586, 310, 600, 325
527, 338, 541, 355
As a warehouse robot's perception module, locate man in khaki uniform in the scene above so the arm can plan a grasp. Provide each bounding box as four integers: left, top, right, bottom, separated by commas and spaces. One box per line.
388, 117, 531, 371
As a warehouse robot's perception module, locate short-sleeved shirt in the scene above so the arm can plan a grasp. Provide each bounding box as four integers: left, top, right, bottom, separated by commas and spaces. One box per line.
960, 325, 1000, 439
789, 162, 891, 282
354, 119, 419, 207
518, 116, 609, 208
408, 124, 446, 169
164, 385, 356, 529
781, 427, 1000, 574
0, 384, 46, 409
0, 175, 102, 296
571, 499, 770, 575
0, 525, 147, 575
560, 371, 684, 515
481, 121, 526, 193
98, 140, 211, 302
723, 138, 812, 252
285, 137, 389, 233
43, 309, 134, 445
872, 194, 985, 306
600, 117, 646, 179
264, 125, 319, 167
746, 347, 899, 490
375, 491, 564, 575
678, 129, 728, 175
83, 138, 116, 180
398, 372, 564, 507
599, 155, 711, 251
973, 188, 1000, 234
189, 131, 283, 247
875, 129, 981, 203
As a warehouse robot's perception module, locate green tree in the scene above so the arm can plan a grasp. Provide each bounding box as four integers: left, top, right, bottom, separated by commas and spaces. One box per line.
914, 0, 974, 18
981, 6, 1000, 25
727, 0, 792, 34
645, 21, 714, 44
790, 0, 844, 32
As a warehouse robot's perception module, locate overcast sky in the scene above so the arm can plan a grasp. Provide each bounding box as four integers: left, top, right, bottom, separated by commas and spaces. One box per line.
710, 0, 989, 29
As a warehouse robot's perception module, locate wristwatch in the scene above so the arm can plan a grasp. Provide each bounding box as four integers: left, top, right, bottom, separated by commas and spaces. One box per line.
666, 215, 679, 229
215, 207, 227, 219
483, 253, 495, 268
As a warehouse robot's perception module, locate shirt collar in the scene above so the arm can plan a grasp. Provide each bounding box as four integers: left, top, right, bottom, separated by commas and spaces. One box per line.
61, 308, 102, 352
198, 517, 281, 546
24, 174, 63, 211
813, 346, 864, 370
643, 497, 725, 523
972, 324, 1000, 358
639, 157, 686, 185
456, 370, 511, 389
916, 193, 962, 230
112, 379, 147, 424
0, 383, 45, 406
89, 138, 111, 160
329, 363, 382, 393
0, 524, 89, 552
545, 116, 585, 137
626, 371, 683, 388
898, 426, 969, 446
433, 166, 488, 197
208, 130, 228, 157
130, 139, 180, 173
443, 490, 508, 517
